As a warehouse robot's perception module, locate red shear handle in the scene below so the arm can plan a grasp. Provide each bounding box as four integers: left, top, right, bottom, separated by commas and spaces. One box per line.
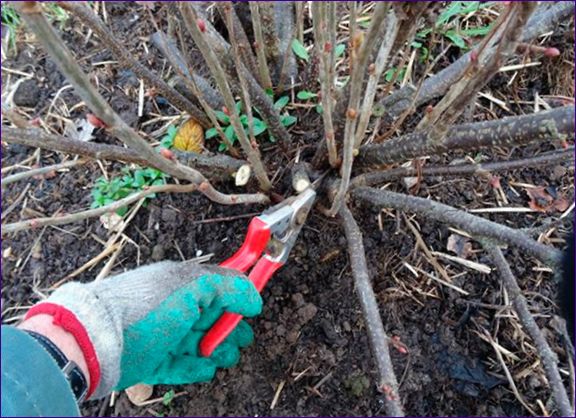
200, 257, 283, 357
220, 218, 270, 272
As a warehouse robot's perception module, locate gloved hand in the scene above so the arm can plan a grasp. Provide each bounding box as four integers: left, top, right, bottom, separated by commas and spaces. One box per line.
25, 261, 262, 399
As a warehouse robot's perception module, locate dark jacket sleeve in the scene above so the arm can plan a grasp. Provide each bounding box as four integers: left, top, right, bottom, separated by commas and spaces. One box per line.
1, 326, 80, 417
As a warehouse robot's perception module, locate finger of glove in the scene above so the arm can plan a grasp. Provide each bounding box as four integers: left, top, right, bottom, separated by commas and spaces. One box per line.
151, 355, 218, 385
115, 289, 202, 389
178, 318, 254, 357
188, 275, 262, 318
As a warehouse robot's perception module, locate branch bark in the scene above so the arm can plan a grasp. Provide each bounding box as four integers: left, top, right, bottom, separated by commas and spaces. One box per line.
249, 2, 273, 91
149, 30, 224, 110
58, 1, 209, 127
340, 204, 404, 417
352, 187, 562, 267
2, 158, 87, 186
357, 106, 575, 168
483, 244, 573, 417
351, 147, 574, 187
2, 127, 248, 182
311, 2, 338, 167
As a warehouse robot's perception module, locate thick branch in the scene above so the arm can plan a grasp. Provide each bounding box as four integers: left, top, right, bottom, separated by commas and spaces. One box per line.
358, 106, 575, 167
2, 127, 247, 182
352, 187, 562, 267
149, 31, 224, 110
484, 244, 573, 417
378, 2, 575, 118
351, 147, 574, 187
58, 1, 209, 126
340, 204, 404, 417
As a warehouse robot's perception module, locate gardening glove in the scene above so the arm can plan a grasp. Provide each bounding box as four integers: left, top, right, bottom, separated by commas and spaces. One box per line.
24, 261, 262, 399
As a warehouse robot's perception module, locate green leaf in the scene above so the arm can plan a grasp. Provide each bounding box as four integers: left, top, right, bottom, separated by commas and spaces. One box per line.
205, 127, 218, 139
224, 125, 235, 141
461, 25, 492, 37
335, 43, 346, 58
274, 96, 290, 110
215, 110, 230, 124
437, 2, 465, 26
252, 119, 268, 136
265, 88, 274, 98
133, 170, 145, 188
315, 104, 323, 114
384, 68, 396, 82
411, 41, 423, 49
235, 101, 243, 114
417, 28, 433, 39
297, 90, 317, 100
116, 206, 128, 217
218, 143, 227, 152
280, 115, 297, 127
444, 30, 466, 49
291, 39, 309, 62
239, 114, 248, 125
162, 390, 175, 406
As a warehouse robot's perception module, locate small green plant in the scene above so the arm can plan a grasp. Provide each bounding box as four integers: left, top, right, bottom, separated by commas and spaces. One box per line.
414, 1, 494, 56
2, 3, 69, 52
205, 98, 296, 151
159, 125, 178, 149
296, 90, 323, 114
1, 5, 21, 51
91, 167, 168, 216
291, 39, 309, 62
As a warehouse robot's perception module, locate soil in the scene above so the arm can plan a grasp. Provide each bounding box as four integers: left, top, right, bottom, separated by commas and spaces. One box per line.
2, 3, 574, 417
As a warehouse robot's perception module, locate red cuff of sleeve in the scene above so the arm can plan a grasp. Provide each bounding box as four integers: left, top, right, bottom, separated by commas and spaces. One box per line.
26, 303, 101, 399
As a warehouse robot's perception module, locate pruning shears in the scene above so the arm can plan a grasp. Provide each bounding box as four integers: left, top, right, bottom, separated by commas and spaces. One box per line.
199, 187, 317, 357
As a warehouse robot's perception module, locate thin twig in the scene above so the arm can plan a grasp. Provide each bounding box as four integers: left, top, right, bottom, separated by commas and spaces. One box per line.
329, 2, 391, 216
339, 204, 404, 417
2, 158, 87, 186
351, 147, 574, 187
311, 2, 338, 167
352, 187, 562, 267
415, 3, 536, 143
249, 2, 273, 91
483, 244, 573, 416
2, 183, 197, 236
354, 9, 399, 148
188, 5, 291, 146
58, 1, 209, 126
180, 3, 271, 191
